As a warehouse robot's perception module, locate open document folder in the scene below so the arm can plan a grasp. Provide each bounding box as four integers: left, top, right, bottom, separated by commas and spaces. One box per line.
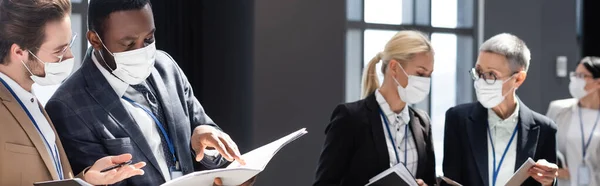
161, 128, 308, 186
34, 178, 92, 186
366, 163, 418, 186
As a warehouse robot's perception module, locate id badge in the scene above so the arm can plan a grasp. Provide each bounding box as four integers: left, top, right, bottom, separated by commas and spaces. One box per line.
578, 164, 591, 185
170, 163, 183, 180
170, 169, 183, 180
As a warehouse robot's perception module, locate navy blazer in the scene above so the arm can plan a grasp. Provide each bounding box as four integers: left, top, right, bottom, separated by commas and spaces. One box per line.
45, 48, 225, 185
314, 93, 436, 186
442, 100, 557, 186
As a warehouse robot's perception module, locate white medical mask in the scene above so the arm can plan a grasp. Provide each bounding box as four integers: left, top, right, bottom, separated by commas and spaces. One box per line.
569, 76, 589, 99
392, 65, 431, 104
98, 37, 156, 85
21, 51, 75, 86
474, 76, 516, 108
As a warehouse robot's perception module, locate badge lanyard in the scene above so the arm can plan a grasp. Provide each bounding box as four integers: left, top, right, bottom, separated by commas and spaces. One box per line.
577, 107, 599, 185
379, 110, 408, 166
487, 123, 518, 186
578, 107, 600, 159
122, 97, 179, 171
0, 78, 63, 180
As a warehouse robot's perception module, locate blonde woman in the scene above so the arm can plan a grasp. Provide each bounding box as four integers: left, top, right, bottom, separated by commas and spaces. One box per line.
314, 30, 436, 186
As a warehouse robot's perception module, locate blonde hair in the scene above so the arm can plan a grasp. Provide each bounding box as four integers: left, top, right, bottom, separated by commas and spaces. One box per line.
361, 30, 434, 98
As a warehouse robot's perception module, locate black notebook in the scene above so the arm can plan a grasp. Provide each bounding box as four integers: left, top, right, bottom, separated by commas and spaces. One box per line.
366, 163, 418, 186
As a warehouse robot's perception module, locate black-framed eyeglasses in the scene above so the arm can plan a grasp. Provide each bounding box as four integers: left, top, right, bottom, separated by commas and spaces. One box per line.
470, 68, 518, 85
570, 71, 595, 79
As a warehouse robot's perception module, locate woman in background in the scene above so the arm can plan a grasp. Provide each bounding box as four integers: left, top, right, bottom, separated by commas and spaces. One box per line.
313, 30, 436, 186
547, 56, 600, 186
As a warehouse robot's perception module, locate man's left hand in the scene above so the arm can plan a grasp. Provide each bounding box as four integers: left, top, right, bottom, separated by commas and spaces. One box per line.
83, 153, 146, 185
191, 125, 246, 165
528, 159, 558, 186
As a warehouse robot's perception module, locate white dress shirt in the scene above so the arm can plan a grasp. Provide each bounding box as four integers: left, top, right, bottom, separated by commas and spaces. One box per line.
0, 72, 62, 180
92, 53, 172, 181
487, 102, 519, 186
565, 106, 600, 186
375, 90, 419, 175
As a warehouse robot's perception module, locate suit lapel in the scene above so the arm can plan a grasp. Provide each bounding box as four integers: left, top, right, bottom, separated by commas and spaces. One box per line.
467, 103, 490, 186
514, 100, 539, 171
81, 52, 164, 178
147, 69, 185, 170
408, 108, 426, 177
0, 81, 59, 180
41, 107, 74, 178
365, 94, 391, 169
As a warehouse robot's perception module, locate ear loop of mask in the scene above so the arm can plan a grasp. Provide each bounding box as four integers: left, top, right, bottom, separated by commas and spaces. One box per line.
501, 74, 518, 96
94, 32, 116, 72
20, 59, 36, 77
19, 49, 50, 77
391, 61, 410, 87
496, 74, 518, 116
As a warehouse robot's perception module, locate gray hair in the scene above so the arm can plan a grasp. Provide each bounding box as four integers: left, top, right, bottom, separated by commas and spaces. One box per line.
479, 33, 531, 72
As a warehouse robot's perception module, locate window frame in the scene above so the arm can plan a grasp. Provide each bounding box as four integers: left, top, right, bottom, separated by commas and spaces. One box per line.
344, 0, 480, 176
344, 0, 479, 110
71, 1, 89, 70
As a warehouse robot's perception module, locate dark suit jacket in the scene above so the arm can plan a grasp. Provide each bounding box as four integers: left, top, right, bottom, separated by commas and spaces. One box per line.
442, 100, 557, 186
45, 48, 225, 185
314, 93, 436, 186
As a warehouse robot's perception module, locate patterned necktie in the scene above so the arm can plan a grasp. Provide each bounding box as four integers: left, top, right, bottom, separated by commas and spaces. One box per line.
131, 83, 176, 168
394, 114, 408, 164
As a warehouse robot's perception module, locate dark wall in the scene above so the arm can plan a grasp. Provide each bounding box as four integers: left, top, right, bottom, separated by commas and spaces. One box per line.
151, 0, 254, 151
251, 0, 346, 185
200, 1, 254, 152
151, 0, 254, 170
153, 0, 345, 184
581, 0, 600, 57
484, 0, 579, 113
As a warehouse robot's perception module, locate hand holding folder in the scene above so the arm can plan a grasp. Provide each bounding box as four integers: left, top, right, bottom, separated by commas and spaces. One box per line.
439, 158, 551, 186
161, 128, 307, 186
366, 163, 418, 186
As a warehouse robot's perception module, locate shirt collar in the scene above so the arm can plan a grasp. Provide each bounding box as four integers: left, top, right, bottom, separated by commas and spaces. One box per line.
488, 101, 520, 127
0, 71, 37, 104
375, 89, 411, 125
92, 51, 129, 97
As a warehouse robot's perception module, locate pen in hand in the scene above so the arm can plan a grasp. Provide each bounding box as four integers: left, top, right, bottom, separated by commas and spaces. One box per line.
100, 160, 132, 173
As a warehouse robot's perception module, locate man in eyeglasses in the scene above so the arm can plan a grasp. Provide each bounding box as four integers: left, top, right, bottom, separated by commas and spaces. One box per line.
0, 0, 146, 185
441, 33, 559, 186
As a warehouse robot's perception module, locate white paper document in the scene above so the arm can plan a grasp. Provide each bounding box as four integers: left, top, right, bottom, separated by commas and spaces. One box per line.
34, 178, 92, 186
505, 158, 536, 186
365, 163, 418, 186
161, 128, 308, 186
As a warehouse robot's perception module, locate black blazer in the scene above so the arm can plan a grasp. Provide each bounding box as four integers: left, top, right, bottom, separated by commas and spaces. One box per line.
314, 93, 436, 186
442, 100, 557, 186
